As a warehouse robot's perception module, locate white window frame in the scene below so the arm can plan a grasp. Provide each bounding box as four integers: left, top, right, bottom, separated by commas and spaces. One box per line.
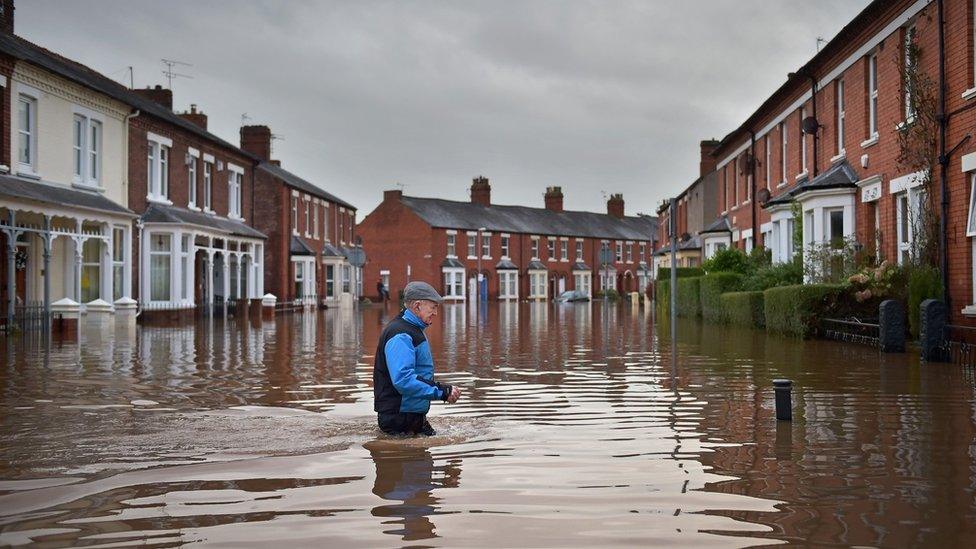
228, 168, 244, 220
547, 238, 556, 261
147, 135, 172, 204
442, 268, 466, 300
615, 241, 623, 263
904, 23, 917, 122
313, 200, 320, 239
304, 196, 311, 237
626, 242, 633, 263
498, 270, 519, 300
780, 121, 787, 186
824, 207, 845, 245
799, 106, 808, 176
836, 79, 846, 156
467, 232, 477, 259
446, 232, 457, 258
481, 232, 492, 259
868, 52, 879, 138
528, 270, 547, 299
576, 240, 584, 261
187, 155, 198, 209
573, 270, 591, 298
531, 237, 540, 260
764, 134, 771, 189
71, 113, 101, 187
203, 161, 214, 212
500, 235, 510, 258
17, 93, 37, 173
291, 195, 299, 235
967, 173, 976, 238
560, 239, 568, 261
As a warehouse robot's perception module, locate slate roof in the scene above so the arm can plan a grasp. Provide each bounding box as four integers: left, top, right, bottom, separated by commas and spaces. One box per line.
700, 215, 732, 234
764, 161, 858, 207
400, 196, 657, 241
527, 260, 547, 270
0, 33, 257, 161
0, 174, 135, 217
496, 259, 518, 270
290, 235, 315, 255
442, 257, 465, 268
258, 162, 355, 210
322, 243, 346, 257
141, 203, 266, 239
572, 261, 591, 271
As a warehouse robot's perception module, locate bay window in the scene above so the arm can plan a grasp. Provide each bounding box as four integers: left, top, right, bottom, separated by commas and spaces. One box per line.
498, 270, 518, 299
80, 237, 100, 303
112, 227, 125, 300
443, 268, 465, 299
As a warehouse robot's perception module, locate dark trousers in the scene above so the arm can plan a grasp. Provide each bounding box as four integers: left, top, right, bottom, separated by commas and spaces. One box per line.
378, 412, 435, 436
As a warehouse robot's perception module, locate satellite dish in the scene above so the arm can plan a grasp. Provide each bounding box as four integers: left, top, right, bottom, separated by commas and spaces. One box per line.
757, 188, 771, 206
802, 116, 821, 135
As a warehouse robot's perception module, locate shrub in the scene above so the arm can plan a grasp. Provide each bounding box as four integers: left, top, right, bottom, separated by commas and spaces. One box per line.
721, 291, 765, 328
654, 280, 668, 307
907, 265, 944, 338
700, 272, 744, 323
764, 284, 847, 338
676, 276, 702, 317
604, 288, 621, 302
741, 260, 803, 292
703, 248, 751, 275
656, 267, 705, 280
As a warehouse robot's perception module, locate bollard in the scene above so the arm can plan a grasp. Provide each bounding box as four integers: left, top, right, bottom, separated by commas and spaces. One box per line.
878, 299, 906, 353
773, 379, 792, 421
919, 299, 947, 362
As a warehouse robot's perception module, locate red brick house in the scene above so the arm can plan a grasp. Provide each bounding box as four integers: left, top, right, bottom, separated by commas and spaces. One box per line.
127, 87, 266, 312
358, 177, 657, 302
241, 125, 360, 306
672, 0, 976, 325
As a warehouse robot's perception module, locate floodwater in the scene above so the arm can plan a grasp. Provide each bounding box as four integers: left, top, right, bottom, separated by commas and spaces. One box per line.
0, 302, 974, 547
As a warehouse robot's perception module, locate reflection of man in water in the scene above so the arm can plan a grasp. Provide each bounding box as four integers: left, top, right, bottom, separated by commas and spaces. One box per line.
367, 441, 462, 541
373, 281, 461, 436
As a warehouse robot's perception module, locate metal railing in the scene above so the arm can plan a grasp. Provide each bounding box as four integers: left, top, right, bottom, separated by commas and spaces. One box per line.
940, 324, 976, 368
821, 317, 881, 347
1, 301, 49, 333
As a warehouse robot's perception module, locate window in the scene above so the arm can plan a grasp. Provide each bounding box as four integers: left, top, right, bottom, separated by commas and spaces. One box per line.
180, 235, 190, 300
294, 262, 305, 299
112, 227, 125, 300
71, 114, 102, 186
291, 196, 299, 234
968, 173, 976, 237
868, 52, 879, 136
626, 243, 633, 263
229, 170, 243, 219
529, 271, 546, 298
785, 219, 795, 259
447, 233, 456, 257
304, 198, 311, 236
149, 233, 171, 302
80, 237, 100, 303
836, 80, 846, 155
203, 162, 213, 211
804, 211, 815, 247
734, 158, 739, 203
560, 240, 568, 261
481, 233, 491, 258
639, 243, 646, 263
443, 269, 465, 298
313, 201, 319, 239
18, 94, 36, 170
897, 192, 914, 263
188, 157, 198, 208
499, 271, 518, 299
323, 205, 330, 241
531, 237, 540, 259
467, 234, 476, 257
780, 121, 787, 183
826, 208, 845, 248
615, 241, 623, 263
147, 140, 169, 201
325, 265, 335, 297
574, 272, 591, 296
800, 107, 807, 174
547, 238, 555, 260
904, 24, 917, 121
576, 240, 584, 261
764, 134, 771, 189
501, 236, 510, 258
723, 169, 729, 211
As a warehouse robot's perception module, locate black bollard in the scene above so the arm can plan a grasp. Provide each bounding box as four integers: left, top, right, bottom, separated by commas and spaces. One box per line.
773, 379, 792, 421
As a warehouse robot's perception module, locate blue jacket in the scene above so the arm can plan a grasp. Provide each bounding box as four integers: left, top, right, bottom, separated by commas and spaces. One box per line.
373, 309, 451, 414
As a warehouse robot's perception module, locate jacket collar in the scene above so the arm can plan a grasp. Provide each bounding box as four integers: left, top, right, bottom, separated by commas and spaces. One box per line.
402, 308, 427, 329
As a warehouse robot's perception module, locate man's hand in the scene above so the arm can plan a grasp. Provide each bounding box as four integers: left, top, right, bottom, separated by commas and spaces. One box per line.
447, 386, 461, 404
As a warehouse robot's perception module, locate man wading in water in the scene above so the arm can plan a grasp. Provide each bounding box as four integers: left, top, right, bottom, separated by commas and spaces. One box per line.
373, 281, 461, 436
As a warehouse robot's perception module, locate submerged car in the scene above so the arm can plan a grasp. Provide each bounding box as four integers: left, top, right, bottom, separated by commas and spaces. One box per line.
556, 290, 590, 303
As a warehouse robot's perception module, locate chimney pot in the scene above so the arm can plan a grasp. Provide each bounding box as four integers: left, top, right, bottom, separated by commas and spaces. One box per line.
240, 125, 272, 162
544, 186, 564, 212
470, 176, 491, 207
607, 193, 625, 218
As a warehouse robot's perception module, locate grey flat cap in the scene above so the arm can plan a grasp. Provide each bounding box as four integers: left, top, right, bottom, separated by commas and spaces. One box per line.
403, 281, 444, 303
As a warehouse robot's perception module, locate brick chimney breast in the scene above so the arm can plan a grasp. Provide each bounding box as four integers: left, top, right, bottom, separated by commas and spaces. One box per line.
544, 186, 564, 212
0, 0, 15, 34
384, 189, 403, 202
179, 103, 208, 130
133, 85, 173, 110
607, 193, 625, 219
240, 125, 272, 162
700, 138, 720, 177
470, 176, 491, 207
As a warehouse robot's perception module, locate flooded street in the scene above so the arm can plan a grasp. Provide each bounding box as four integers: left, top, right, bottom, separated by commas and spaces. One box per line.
1, 303, 975, 547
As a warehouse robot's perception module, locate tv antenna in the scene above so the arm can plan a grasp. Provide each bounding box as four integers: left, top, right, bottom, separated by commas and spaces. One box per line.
395, 182, 405, 191
241, 112, 252, 126
270, 133, 285, 154
816, 36, 826, 52
161, 58, 193, 89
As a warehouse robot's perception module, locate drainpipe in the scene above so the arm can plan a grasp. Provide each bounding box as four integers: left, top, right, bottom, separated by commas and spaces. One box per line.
747, 129, 757, 247
937, 0, 948, 308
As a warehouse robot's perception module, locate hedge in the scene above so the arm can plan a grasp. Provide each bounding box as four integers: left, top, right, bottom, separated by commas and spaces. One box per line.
764, 284, 847, 338
656, 278, 670, 306
720, 291, 765, 328
657, 267, 705, 281
676, 277, 702, 317
700, 272, 744, 323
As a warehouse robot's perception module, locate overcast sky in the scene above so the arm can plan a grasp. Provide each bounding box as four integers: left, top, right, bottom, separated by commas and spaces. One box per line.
21, 1, 869, 218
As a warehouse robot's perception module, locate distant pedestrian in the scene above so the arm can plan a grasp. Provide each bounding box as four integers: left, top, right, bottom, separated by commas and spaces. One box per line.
377, 279, 389, 302
373, 281, 461, 436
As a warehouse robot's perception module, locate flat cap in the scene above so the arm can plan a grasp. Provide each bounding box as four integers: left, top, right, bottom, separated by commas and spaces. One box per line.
403, 281, 444, 303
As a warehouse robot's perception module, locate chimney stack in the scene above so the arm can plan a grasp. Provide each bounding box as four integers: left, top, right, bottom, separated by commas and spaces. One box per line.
607, 193, 625, 219
240, 125, 272, 162
700, 139, 720, 177
544, 186, 564, 212
178, 104, 208, 130
384, 189, 403, 202
0, 0, 15, 34
133, 85, 173, 110
470, 176, 491, 207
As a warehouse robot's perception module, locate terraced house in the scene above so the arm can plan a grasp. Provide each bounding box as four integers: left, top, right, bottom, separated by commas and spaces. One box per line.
0, 7, 138, 327
358, 177, 657, 302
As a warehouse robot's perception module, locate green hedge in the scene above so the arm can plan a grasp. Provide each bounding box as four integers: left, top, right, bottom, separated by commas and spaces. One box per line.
656, 278, 670, 306
907, 266, 944, 338
700, 272, 744, 323
764, 284, 847, 338
657, 267, 705, 281
676, 277, 702, 317
721, 291, 765, 328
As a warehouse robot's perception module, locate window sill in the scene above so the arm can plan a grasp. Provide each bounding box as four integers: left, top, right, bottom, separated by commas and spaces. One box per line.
776, 182, 787, 189
467, 256, 478, 260
860, 135, 879, 149
72, 182, 104, 193
830, 152, 846, 164
229, 215, 244, 222
794, 171, 808, 181
730, 205, 739, 211
742, 199, 751, 205
962, 305, 976, 317
962, 87, 976, 101
187, 205, 202, 212
560, 259, 569, 262
721, 210, 728, 215
146, 196, 173, 206
16, 170, 41, 181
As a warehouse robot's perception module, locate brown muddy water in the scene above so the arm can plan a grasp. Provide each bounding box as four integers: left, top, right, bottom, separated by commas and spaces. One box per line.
0, 302, 974, 547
